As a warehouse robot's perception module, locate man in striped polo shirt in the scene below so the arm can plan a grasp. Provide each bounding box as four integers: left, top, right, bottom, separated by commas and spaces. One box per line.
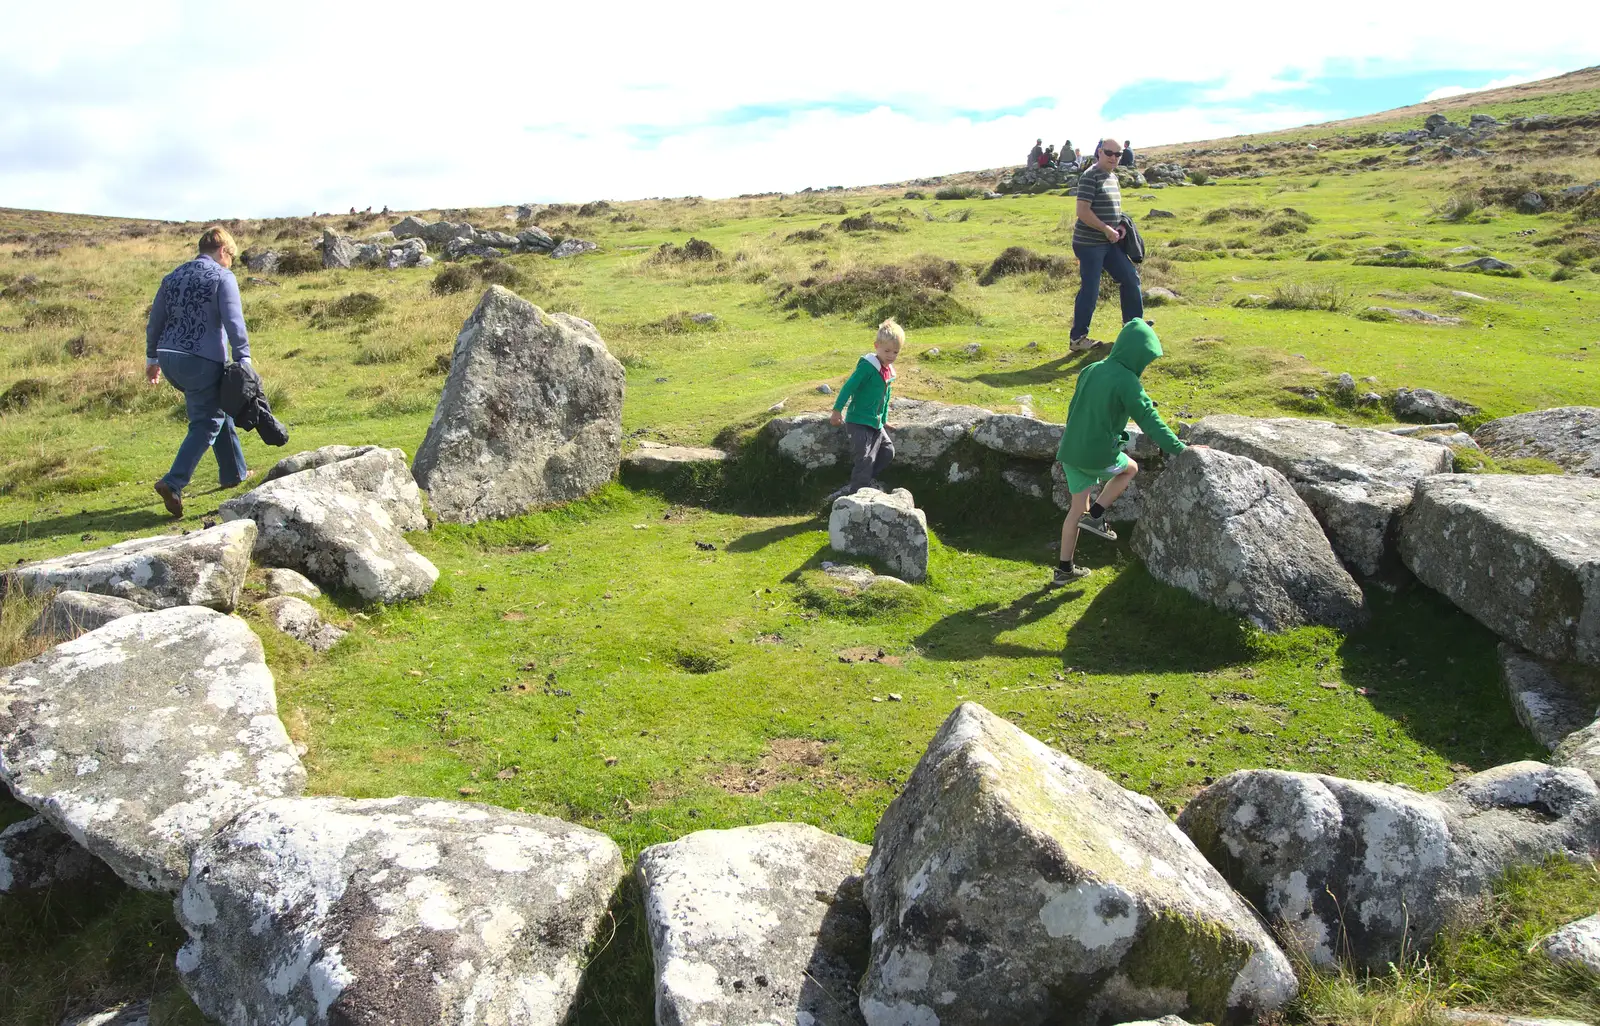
1069, 138, 1143, 351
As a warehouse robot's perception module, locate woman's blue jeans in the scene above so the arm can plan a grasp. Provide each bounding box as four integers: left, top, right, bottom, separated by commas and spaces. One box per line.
1072, 241, 1143, 339
158, 352, 247, 492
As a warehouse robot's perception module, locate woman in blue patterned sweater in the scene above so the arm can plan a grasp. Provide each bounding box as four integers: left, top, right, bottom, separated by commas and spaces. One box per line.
145, 226, 253, 517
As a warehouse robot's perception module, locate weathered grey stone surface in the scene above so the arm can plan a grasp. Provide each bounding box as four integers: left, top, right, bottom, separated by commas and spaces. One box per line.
862, 703, 1296, 1026
391, 216, 477, 247
259, 595, 346, 652
764, 413, 849, 469
884, 398, 993, 469
385, 237, 429, 269
60, 1000, 151, 1026
1553, 718, 1600, 786
1441, 1014, 1591, 1026
414, 286, 624, 524
1394, 387, 1479, 423
1399, 474, 1600, 666
28, 591, 150, 641
550, 237, 597, 258
623, 441, 729, 474
176, 795, 623, 1026
828, 488, 929, 584
0, 606, 305, 892
4, 521, 255, 613
1002, 467, 1049, 500
0, 815, 114, 893
517, 226, 556, 252
223, 448, 436, 604
321, 228, 359, 270
264, 443, 381, 482
479, 229, 519, 249
1188, 415, 1452, 576
971, 413, 1062, 460
1179, 762, 1600, 970
1500, 644, 1596, 750
444, 237, 502, 261
820, 561, 907, 589
638, 823, 870, 1026
1474, 406, 1600, 477
1133, 448, 1368, 632
262, 566, 320, 599
1539, 912, 1600, 973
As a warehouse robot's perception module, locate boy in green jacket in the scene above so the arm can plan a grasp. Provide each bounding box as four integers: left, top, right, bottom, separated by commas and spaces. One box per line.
1051, 318, 1196, 586
826, 318, 903, 503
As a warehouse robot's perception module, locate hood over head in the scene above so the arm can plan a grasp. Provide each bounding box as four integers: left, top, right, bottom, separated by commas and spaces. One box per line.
1107, 318, 1162, 376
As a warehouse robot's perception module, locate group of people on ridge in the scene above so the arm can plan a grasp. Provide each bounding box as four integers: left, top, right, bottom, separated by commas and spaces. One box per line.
1030, 137, 1134, 171
826, 137, 1190, 589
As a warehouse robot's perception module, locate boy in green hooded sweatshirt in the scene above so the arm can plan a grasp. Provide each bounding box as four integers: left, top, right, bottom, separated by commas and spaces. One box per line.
1050, 318, 1196, 586
825, 318, 903, 504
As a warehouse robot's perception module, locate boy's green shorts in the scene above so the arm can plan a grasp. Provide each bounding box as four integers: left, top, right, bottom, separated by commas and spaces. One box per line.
1059, 452, 1131, 495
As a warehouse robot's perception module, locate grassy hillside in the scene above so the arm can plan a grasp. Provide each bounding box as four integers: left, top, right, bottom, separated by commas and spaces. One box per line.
2, 72, 1599, 1025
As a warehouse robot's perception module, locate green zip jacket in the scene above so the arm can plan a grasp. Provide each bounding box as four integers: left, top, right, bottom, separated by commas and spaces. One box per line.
1056, 319, 1186, 468
833, 354, 895, 428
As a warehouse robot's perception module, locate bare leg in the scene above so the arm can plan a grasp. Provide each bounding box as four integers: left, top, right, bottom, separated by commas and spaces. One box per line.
1094, 459, 1139, 510
1059, 488, 1093, 564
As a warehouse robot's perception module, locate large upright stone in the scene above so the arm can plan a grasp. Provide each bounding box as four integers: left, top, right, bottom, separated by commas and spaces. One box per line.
1178, 763, 1600, 970
222, 447, 436, 604
1399, 474, 1600, 666
1188, 415, 1452, 576
28, 591, 150, 641
321, 228, 359, 270
176, 796, 623, 1026
1133, 448, 1368, 632
861, 703, 1296, 1026
828, 488, 929, 583
413, 286, 624, 523
1474, 407, 1600, 477
3, 521, 256, 612
0, 607, 305, 892
637, 823, 871, 1026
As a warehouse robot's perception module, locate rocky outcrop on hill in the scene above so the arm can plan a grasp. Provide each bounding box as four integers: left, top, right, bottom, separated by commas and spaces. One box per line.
1399, 474, 1600, 666
222, 446, 437, 604
0, 606, 305, 892
177, 795, 623, 1026
998, 165, 1079, 194
1133, 448, 1367, 632
4, 521, 255, 612
1179, 762, 1600, 969
861, 703, 1296, 1026
551, 238, 598, 258
1474, 407, 1600, 476
828, 488, 929, 583
637, 823, 871, 1026
1393, 387, 1479, 424
413, 286, 624, 523
517, 226, 556, 252
0, 815, 114, 893
1188, 415, 1452, 576
27, 591, 149, 641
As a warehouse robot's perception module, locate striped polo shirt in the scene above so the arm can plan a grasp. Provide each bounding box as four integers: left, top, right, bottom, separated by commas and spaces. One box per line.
1072, 166, 1122, 247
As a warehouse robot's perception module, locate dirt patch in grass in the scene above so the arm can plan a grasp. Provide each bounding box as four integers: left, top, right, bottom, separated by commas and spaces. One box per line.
837, 646, 904, 667
705, 738, 866, 795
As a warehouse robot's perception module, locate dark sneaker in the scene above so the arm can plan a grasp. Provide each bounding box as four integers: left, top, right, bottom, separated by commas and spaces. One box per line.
154, 481, 183, 518
1078, 514, 1118, 541
823, 487, 850, 508
1068, 335, 1101, 353
1048, 565, 1093, 587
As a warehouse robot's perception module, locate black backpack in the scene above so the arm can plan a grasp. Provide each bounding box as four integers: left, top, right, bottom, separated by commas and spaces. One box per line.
1118, 213, 1145, 264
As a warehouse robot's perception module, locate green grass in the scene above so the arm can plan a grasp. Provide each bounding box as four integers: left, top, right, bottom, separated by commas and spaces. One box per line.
1, 88, 1598, 1025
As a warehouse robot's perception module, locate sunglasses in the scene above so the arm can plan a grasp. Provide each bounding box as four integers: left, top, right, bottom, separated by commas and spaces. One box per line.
1101, 149, 1123, 156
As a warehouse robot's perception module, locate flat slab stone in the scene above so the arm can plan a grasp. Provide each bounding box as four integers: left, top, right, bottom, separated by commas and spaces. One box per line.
413, 286, 624, 523
624, 443, 730, 474
1442, 1013, 1592, 1026
0, 606, 305, 891
1474, 407, 1600, 477
1500, 644, 1597, 750
1179, 762, 1600, 970
261, 566, 320, 599
61, 1001, 151, 1026
0, 815, 114, 894
1133, 448, 1368, 632
972, 413, 1063, 460
4, 521, 255, 612
28, 591, 150, 642
637, 822, 870, 1026
820, 561, 907, 589
763, 413, 849, 469
861, 702, 1297, 1026
828, 487, 929, 583
263, 443, 381, 483
1188, 415, 1452, 576
885, 398, 994, 468
1399, 474, 1600, 666
176, 795, 624, 1026
1539, 912, 1600, 973
258, 595, 345, 652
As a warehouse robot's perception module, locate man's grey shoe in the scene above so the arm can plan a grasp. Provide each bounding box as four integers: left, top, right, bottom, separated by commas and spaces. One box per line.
1048, 565, 1093, 588
1078, 514, 1118, 541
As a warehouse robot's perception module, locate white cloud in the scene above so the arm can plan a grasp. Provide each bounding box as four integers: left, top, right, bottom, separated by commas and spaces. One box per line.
0, 0, 1595, 219
1422, 70, 1562, 103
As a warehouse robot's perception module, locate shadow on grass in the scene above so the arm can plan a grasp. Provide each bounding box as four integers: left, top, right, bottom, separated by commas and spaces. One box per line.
961, 347, 1104, 391
571, 876, 655, 1026
0, 506, 175, 548
724, 517, 820, 553
914, 586, 1082, 660
1061, 563, 1259, 674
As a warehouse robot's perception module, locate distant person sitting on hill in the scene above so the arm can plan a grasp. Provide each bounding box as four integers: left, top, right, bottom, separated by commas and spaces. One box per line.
1120, 140, 1136, 167
1028, 139, 1044, 167
1061, 140, 1078, 168
1069, 138, 1143, 352
825, 319, 903, 505
1043, 144, 1057, 167
1050, 319, 1197, 586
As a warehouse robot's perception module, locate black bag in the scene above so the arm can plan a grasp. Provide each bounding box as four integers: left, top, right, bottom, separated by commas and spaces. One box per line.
1117, 213, 1145, 264
220, 361, 290, 447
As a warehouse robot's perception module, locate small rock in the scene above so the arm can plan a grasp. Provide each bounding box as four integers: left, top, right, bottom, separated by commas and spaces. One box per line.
828, 488, 929, 583
623, 445, 729, 474
258, 595, 346, 653
262, 566, 321, 599
59, 1001, 151, 1026
820, 561, 907, 589
1539, 913, 1600, 974
1393, 387, 1480, 424
816, 383, 833, 395
550, 238, 597, 259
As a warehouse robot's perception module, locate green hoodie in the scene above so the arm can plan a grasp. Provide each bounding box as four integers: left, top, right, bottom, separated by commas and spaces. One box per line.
1056, 319, 1186, 469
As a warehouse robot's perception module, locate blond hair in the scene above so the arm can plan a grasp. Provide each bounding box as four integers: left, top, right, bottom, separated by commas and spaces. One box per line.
197, 226, 238, 259
876, 318, 905, 346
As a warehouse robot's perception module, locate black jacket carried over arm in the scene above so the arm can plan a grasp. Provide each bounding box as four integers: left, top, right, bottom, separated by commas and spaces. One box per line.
1117, 213, 1144, 263
220, 361, 290, 447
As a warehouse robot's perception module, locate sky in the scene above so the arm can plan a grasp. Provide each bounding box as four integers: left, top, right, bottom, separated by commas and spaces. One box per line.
1, 0, 1595, 221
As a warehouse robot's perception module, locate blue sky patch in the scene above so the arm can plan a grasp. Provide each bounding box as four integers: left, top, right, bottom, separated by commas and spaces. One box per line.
1102, 68, 1516, 121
